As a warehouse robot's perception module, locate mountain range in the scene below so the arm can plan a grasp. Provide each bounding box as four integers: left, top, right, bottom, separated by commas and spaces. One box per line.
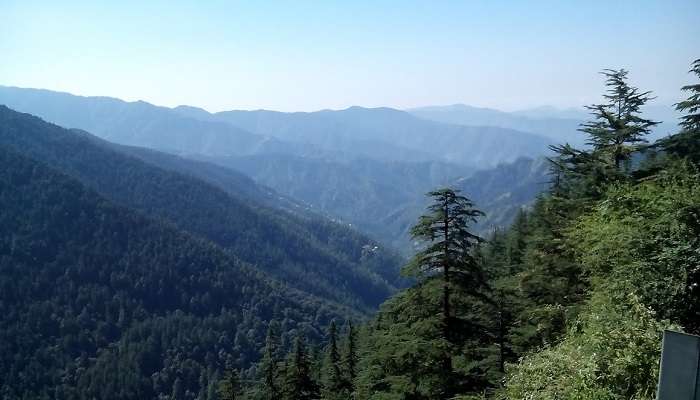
0, 89, 565, 397
0, 86, 553, 168
408, 102, 682, 145
0, 85, 568, 254
177, 105, 552, 168
408, 104, 586, 146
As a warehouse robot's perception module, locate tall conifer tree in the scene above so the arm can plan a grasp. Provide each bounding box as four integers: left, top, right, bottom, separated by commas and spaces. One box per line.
258, 321, 281, 400
283, 333, 319, 400
404, 188, 485, 345
402, 187, 485, 396
661, 58, 700, 165
218, 368, 240, 400
342, 320, 358, 393
580, 69, 658, 170
322, 320, 343, 398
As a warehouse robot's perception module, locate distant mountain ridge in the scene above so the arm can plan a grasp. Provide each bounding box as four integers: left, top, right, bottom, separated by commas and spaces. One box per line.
0, 86, 555, 169
178, 105, 553, 168
0, 86, 559, 255
408, 102, 681, 145
0, 85, 316, 157
408, 104, 586, 146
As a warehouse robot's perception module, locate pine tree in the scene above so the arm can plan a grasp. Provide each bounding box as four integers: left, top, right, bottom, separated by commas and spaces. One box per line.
548, 142, 612, 200
218, 368, 240, 400
678, 59, 700, 131
258, 321, 281, 400
341, 320, 358, 394
322, 321, 343, 398
661, 58, 700, 165
283, 333, 319, 400
401, 187, 486, 396
404, 188, 486, 345
580, 69, 658, 171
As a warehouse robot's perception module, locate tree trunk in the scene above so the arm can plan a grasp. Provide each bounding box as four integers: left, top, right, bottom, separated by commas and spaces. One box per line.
443, 200, 451, 344
442, 200, 453, 398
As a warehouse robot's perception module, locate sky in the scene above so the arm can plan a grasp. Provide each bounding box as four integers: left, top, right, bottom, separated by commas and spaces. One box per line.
2, 0, 699, 112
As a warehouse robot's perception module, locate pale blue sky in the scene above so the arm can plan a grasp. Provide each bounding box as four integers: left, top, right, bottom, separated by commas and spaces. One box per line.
2, 1, 698, 112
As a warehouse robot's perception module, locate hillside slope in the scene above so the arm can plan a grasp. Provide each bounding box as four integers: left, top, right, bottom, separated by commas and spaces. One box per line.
454, 157, 551, 231
0, 146, 354, 399
0, 106, 401, 309
206, 152, 549, 253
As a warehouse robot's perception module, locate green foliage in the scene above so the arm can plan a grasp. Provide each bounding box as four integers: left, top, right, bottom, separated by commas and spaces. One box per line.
579, 69, 658, 170
349, 63, 700, 400
257, 322, 282, 400
404, 188, 484, 281
501, 64, 700, 399
677, 59, 700, 130
550, 69, 658, 202
321, 321, 344, 399
282, 334, 320, 400
355, 282, 453, 399
568, 161, 700, 332
354, 189, 491, 399
660, 59, 700, 165
504, 289, 673, 400
0, 147, 351, 399
341, 320, 359, 394
218, 368, 241, 400
4, 60, 700, 400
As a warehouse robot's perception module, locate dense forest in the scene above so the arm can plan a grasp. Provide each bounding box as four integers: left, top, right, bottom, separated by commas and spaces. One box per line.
2, 1, 696, 398
1, 54, 698, 398
0, 108, 403, 398
222, 60, 700, 399
0, 146, 357, 399
0, 107, 402, 311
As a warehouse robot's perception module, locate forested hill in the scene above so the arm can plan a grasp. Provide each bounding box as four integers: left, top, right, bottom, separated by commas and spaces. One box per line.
0, 106, 402, 310
0, 86, 553, 169
197, 154, 549, 253
454, 157, 550, 231
0, 87, 557, 255
224, 62, 700, 400
0, 146, 355, 399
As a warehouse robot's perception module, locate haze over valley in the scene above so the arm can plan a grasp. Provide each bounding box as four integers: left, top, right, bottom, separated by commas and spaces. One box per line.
0, 85, 563, 251
1, 1, 698, 399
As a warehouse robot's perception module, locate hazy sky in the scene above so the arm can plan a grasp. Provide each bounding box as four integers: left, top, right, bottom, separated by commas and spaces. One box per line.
2, 0, 698, 112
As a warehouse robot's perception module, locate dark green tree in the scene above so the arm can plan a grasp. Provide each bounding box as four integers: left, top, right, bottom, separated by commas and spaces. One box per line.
404, 188, 486, 346
218, 368, 240, 400
322, 321, 343, 398
258, 321, 281, 400
580, 69, 658, 171
661, 58, 700, 165
283, 333, 319, 400
395, 188, 487, 396
341, 320, 358, 394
